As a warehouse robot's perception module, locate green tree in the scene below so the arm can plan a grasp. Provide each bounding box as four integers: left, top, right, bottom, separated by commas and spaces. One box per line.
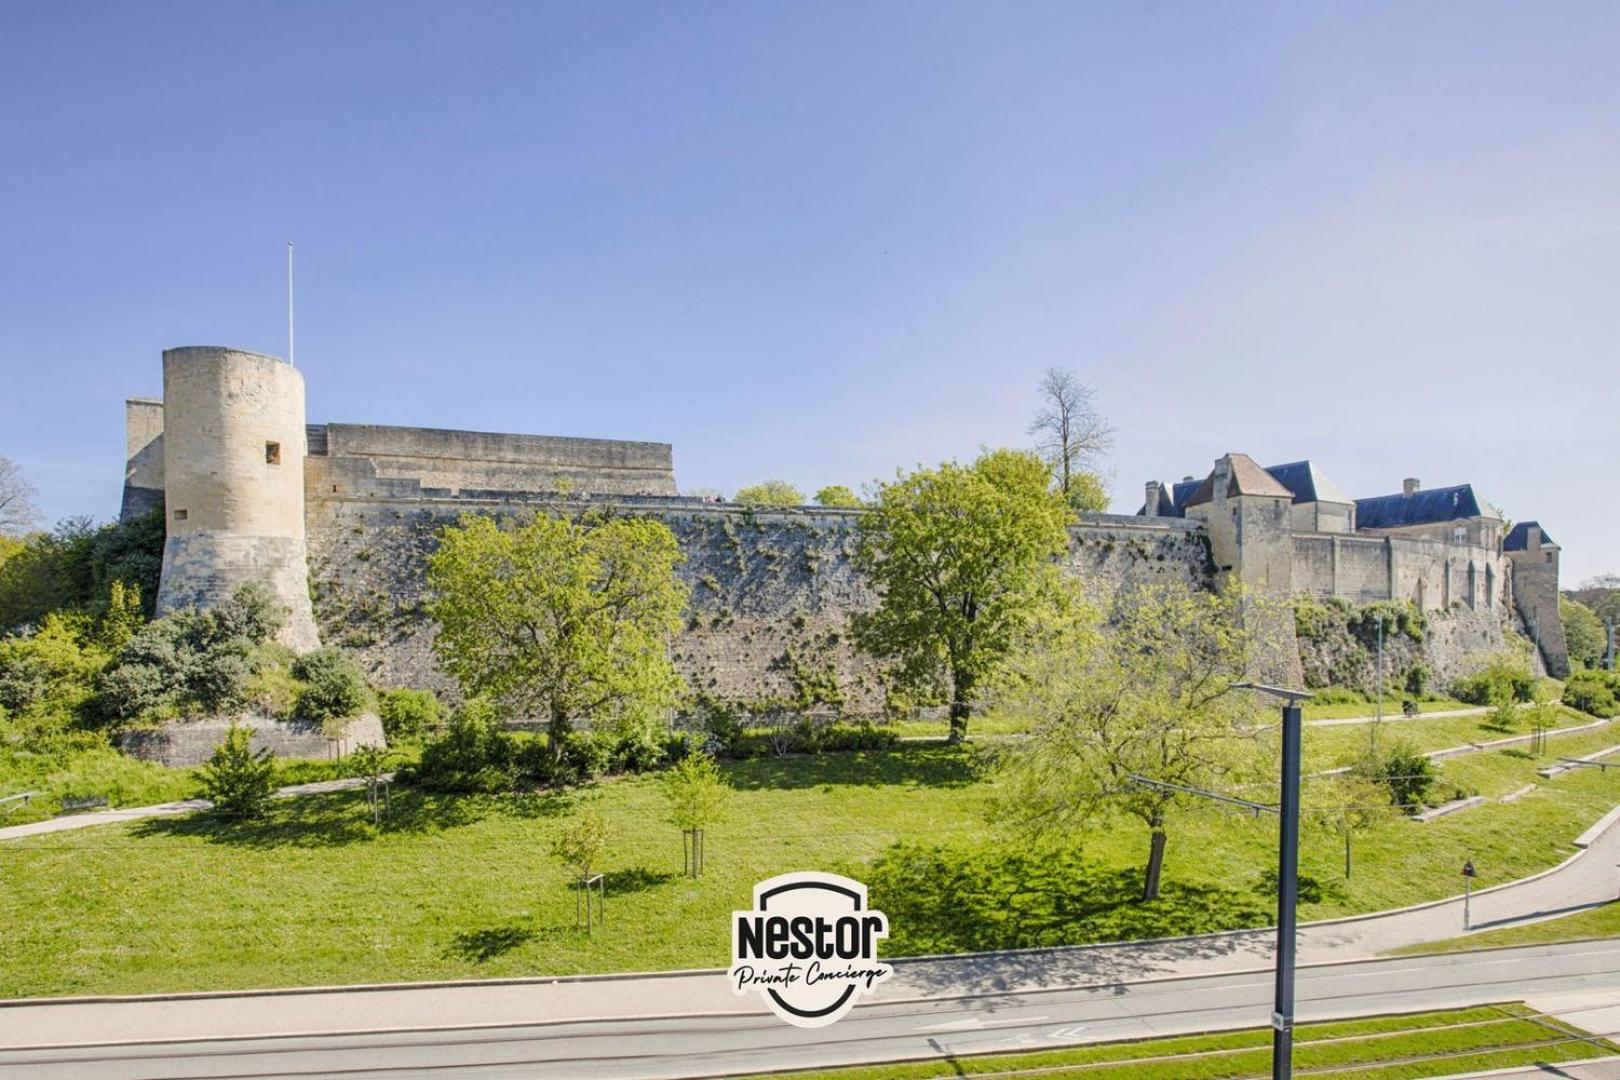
427, 513, 688, 765
1027, 367, 1113, 507
1562, 598, 1605, 669
988, 581, 1264, 900
1064, 471, 1110, 512
733, 480, 804, 507
813, 485, 861, 508
551, 810, 611, 880
199, 723, 276, 819
1306, 774, 1394, 878
854, 448, 1070, 743
661, 750, 730, 875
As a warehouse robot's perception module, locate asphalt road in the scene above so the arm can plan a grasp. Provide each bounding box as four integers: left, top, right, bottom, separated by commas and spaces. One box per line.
5, 940, 1619, 1080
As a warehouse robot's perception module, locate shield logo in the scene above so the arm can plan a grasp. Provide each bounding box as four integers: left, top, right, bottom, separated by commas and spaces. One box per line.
730, 871, 892, 1028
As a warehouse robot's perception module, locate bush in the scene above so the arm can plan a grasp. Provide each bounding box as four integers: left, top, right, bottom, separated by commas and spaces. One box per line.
1564, 670, 1620, 718
1404, 663, 1431, 697
199, 723, 276, 818
379, 688, 439, 740
96, 584, 286, 723
612, 727, 668, 773
561, 730, 614, 781
291, 648, 370, 724
406, 697, 516, 793
1360, 740, 1436, 813
1452, 655, 1536, 706
814, 721, 900, 752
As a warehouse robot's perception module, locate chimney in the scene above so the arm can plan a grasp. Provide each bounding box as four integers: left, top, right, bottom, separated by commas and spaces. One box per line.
1144, 480, 1162, 518
1211, 455, 1234, 502
1527, 525, 1542, 551
1403, 478, 1420, 496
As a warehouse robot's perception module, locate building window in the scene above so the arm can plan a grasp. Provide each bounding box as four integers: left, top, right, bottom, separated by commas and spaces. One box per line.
265, 441, 282, 465
173, 509, 187, 522
1451, 526, 1467, 543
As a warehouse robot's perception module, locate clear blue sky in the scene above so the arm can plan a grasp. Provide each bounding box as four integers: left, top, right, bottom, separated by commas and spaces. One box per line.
2, 2, 1616, 582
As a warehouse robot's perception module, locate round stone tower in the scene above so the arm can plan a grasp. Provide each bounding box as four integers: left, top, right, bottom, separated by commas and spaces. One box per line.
154, 346, 321, 651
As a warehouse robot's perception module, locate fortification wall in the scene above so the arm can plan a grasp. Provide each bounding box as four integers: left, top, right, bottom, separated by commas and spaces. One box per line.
307, 423, 677, 498
304, 498, 1216, 717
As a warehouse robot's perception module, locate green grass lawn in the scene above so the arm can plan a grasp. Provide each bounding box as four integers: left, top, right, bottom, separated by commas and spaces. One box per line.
733, 1004, 1614, 1080
4, 732, 1620, 999
1301, 697, 1470, 722
1389, 901, 1620, 957
1301, 704, 1602, 776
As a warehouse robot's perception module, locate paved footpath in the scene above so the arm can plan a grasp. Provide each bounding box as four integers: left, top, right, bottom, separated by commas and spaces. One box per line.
0, 775, 386, 841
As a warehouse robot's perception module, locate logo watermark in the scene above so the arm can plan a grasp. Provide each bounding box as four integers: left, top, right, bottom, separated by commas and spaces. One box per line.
729, 871, 893, 1027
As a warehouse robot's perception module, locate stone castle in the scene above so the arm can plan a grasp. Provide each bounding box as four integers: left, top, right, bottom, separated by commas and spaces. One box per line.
120, 346, 1569, 718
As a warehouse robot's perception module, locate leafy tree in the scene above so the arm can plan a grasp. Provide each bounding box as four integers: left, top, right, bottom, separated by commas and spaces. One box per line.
347, 743, 394, 823
1027, 367, 1113, 507
0, 456, 37, 536
988, 581, 1264, 900
1064, 471, 1110, 512
0, 612, 108, 723
291, 648, 370, 724
661, 750, 730, 875
199, 723, 276, 818
733, 480, 804, 508
551, 811, 611, 880
1306, 775, 1394, 878
813, 485, 861, 508
1562, 598, 1605, 669
427, 512, 688, 765
0, 508, 165, 632
854, 448, 1071, 743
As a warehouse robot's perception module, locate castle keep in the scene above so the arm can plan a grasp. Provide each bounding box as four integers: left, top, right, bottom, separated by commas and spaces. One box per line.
122, 346, 1569, 716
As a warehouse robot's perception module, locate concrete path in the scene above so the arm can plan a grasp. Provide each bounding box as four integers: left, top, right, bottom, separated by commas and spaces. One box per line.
0, 774, 388, 842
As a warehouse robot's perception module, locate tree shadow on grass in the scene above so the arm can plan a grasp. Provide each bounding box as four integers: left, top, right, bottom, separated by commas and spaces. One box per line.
601, 867, 676, 896
862, 840, 1275, 996
131, 786, 564, 850
724, 745, 983, 792
444, 921, 564, 963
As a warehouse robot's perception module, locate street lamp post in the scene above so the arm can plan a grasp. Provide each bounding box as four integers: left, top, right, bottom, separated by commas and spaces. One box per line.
1462, 860, 1477, 929
1233, 682, 1314, 1080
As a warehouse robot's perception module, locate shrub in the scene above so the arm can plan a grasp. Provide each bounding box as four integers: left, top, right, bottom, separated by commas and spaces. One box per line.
199, 723, 276, 818
1359, 740, 1436, 813
1452, 654, 1536, 706
561, 730, 614, 781
406, 697, 516, 793
1404, 663, 1431, 697
379, 688, 439, 740
1564, 670, 1620, 718
96, 584, 285, 723
291, 648, 369, 724
612, 727, 668, 773
814, 721, 900, 752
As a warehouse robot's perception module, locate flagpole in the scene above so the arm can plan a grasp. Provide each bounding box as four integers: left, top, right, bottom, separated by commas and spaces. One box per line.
287, 241, 295, 367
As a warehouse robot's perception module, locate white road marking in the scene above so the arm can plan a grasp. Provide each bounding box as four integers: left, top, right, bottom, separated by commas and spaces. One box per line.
918, 1015, 1049, 1032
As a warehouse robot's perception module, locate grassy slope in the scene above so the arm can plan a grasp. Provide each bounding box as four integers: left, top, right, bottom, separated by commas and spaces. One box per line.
731, 1004, 1615, 1080
4, 726, 1620, 998
1389, 901, 1620, 957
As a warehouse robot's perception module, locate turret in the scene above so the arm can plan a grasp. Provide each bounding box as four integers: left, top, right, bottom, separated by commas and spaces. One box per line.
153, 347, 320, 651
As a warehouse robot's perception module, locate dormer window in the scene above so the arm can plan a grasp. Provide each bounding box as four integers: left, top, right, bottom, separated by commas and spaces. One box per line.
266, 441, 282, 465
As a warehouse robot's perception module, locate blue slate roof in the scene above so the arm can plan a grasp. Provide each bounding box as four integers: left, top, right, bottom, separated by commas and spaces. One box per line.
1264, 460, 1353, 506
1355, 484, 1488, 530
1504, 521, 1556, 551
1136, 476, 1206, 517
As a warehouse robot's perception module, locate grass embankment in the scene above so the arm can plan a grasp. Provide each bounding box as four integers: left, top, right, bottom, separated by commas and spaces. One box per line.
1301, 697, 1469, 722
4, 725, 1620, 998
733, 1004, 1614, 1080
738, 1004, 1611, 1080
1390, 901, 1620, 957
